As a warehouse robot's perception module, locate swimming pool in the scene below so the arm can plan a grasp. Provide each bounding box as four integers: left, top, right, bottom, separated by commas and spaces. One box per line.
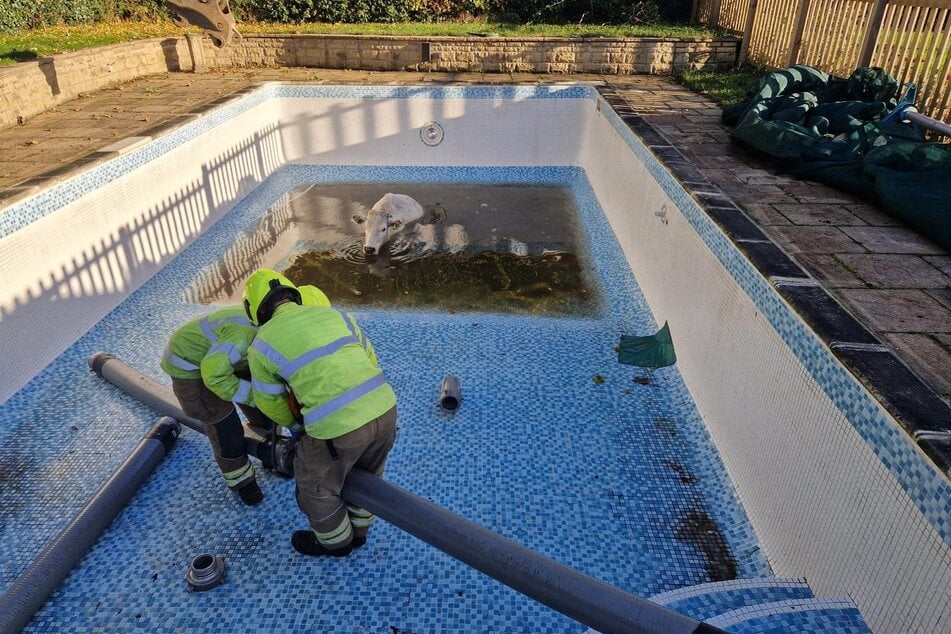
0, 84, 948, 632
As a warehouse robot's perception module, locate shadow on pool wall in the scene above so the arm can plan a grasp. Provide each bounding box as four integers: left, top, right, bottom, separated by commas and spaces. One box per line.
0, 85, 587, 404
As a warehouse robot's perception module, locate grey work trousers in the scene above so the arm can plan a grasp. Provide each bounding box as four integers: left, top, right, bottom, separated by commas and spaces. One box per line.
171, 376, 270, 479
294, 406, 397, 549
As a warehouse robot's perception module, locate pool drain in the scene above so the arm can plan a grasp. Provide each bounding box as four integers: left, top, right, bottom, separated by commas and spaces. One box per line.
420, 121, 444, 146
186, 554, 226, 591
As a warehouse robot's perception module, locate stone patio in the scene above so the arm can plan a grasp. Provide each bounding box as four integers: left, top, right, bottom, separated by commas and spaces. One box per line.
0, 67, 947, 407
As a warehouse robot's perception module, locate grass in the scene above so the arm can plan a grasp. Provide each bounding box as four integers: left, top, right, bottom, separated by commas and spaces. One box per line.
676, 64, 765, 107
0, 19, 719, 67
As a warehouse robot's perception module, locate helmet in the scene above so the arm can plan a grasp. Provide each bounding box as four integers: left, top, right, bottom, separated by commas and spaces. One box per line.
299, 285, 331, 308
243, 269, 301, 326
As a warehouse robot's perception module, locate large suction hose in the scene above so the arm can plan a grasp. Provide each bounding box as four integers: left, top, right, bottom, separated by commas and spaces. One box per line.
89, 353, 722, 634
0, 417, 180, 633
343, 470, 721, 634
89, 353, 294, 476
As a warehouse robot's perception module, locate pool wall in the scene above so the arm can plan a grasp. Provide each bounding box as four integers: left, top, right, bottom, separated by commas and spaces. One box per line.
1, 84, 949, 631
0, 97, 287, 403
583, 95, 951, 631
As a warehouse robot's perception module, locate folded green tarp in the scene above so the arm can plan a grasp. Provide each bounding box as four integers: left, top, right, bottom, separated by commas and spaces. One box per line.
723, 65, 950, 251
618, 322, 677, 369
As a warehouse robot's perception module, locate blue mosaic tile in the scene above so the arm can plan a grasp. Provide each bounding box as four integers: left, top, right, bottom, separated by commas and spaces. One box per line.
1, 165, 765, 632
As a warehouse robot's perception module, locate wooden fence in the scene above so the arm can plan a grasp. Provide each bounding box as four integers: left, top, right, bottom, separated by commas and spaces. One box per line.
696, 0, 951, 122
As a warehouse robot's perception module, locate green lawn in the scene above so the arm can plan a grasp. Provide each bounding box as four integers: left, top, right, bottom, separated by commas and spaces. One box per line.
0, 20, 719, 67
676, 65, 764, 106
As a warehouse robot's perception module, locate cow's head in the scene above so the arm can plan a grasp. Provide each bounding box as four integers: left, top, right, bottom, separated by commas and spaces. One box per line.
352, 208, 404, 256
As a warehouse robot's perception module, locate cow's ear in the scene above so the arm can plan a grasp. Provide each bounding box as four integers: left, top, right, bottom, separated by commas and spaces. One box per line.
352, 214, 366, 225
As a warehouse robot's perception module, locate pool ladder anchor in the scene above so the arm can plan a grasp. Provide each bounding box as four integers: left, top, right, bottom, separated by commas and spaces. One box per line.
655, 204, 669, 225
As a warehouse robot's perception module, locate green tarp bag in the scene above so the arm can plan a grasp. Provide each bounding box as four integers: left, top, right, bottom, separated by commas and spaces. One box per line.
723, 65, 950, 251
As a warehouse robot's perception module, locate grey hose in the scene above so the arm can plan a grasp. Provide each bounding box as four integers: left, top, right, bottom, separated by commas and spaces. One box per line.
343, 470, 724, 634
0, 417, 180, 633
89, 352, 294, 475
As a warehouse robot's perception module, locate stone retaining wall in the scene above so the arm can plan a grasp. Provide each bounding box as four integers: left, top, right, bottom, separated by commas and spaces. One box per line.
204, 34, 739, 75
0, 33, 738, 129
0, 38, 194, 129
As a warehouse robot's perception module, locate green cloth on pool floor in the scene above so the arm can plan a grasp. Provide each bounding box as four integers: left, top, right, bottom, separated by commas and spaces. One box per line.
618, 321, 676, 368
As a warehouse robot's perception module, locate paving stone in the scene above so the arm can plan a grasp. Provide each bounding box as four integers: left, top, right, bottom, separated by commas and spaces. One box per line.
837, 289, 951, 333
729, 185, 796, 203
881, 333, 951, 398
739, 202, 791, 226
779, 180, 861, 203
926, 288, 951, 311
793, 253, 866, 288
925, 256, 951, 277
842, 226, 948, 255
844, 203, 903, 227
771, 203, 866, 226
767, 226, 866, 254
836, 254, 951, 289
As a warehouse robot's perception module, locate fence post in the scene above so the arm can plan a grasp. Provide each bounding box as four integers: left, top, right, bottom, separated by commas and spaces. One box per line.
787, 0, 813, 66
707, 0, 724, 28
738, 0, 759, 66
858, 0, 890, 67
691, 0, 701, 24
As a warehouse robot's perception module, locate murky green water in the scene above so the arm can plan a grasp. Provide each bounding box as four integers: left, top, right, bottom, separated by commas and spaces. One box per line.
188, 183, 598, 315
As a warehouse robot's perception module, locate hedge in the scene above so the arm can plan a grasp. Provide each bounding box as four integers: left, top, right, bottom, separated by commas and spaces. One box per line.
1, 0, 693, 32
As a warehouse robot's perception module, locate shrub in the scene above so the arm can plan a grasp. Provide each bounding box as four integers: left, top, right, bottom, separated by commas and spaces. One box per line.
237, 0, 414, 23
0, 0, 165, 32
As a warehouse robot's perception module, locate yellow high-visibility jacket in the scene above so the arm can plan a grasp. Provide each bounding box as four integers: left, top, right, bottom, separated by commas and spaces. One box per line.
160, 306, 256, 406
248, 303, 395, 439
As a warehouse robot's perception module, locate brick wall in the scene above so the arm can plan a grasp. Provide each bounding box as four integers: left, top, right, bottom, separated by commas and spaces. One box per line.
0, 34, 738, 129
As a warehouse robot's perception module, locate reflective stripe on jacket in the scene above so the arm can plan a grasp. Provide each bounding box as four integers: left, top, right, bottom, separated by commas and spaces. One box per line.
160, 306, 257, 405
248, 302, 395, 439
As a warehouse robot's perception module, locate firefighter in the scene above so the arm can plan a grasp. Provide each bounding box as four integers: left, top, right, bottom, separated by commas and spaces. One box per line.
161, 306, 267, 505
160, 285, 333, 506
244, 269, 397, 557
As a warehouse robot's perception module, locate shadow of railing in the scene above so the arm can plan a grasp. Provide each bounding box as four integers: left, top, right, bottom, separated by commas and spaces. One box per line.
0, 85, 588, 407
0, 120, 284, 405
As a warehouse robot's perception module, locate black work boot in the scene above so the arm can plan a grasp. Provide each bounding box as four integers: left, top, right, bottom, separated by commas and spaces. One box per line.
235, 479, 264, 506
291, 530, 353, 557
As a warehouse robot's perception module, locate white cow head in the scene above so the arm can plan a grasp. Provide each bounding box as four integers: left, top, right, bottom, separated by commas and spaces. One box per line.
352, 207, 405, 256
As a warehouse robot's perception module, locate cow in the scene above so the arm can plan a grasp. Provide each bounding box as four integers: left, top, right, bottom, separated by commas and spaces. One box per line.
352, 193, 425, 256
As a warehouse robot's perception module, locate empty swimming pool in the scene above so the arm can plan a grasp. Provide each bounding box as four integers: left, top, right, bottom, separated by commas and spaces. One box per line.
0, 84, 948, 632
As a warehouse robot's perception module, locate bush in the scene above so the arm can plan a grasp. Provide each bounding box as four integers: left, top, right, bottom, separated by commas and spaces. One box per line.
488, 0, 665, 25
0, 0, 693, 32
237, 0, 414, 23
0, 0, 165, 31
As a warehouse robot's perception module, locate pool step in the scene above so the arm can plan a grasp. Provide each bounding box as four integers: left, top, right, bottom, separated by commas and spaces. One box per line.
649, 577, 814, 622
705, 597, 871, 633
584, 578, 871, 633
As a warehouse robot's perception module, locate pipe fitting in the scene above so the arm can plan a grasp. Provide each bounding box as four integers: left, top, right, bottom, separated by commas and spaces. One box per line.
186, 554, 226, 591
147, 417, 182, 452
88, 351, 116, 376
440, 376, 461, 412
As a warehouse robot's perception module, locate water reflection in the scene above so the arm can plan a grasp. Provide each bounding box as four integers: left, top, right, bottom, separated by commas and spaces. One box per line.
188, 182, 598, 315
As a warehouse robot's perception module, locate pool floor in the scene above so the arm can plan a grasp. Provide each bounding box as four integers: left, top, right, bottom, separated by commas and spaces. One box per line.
0, 165, 767, 633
